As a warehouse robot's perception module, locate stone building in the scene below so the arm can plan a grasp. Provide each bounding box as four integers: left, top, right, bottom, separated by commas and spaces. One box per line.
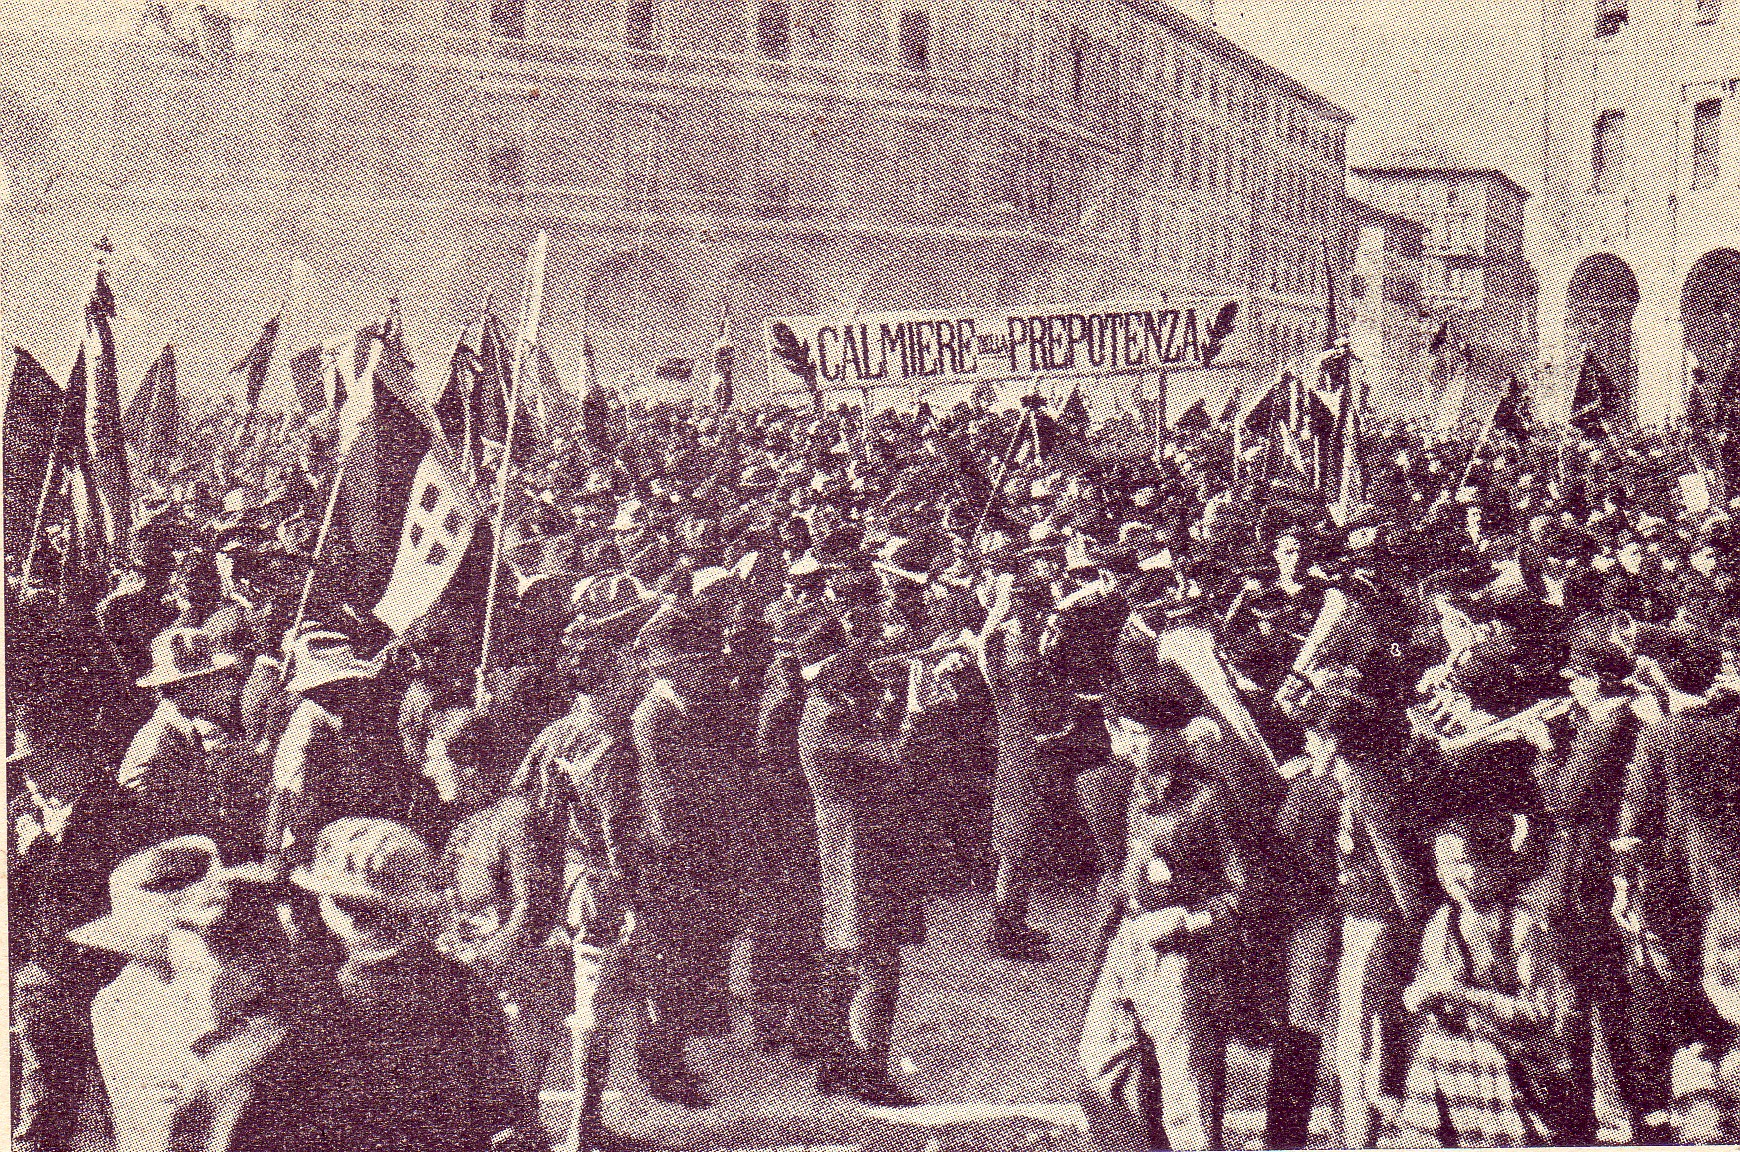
1537, 0, 1739, 426
0, 0, 1352, 413
1349, 154, 1539, 395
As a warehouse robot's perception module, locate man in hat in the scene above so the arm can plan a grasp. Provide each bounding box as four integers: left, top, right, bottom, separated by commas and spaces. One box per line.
263, 629, 427, 867
71, 836, 360, 1152
116, 626, 258, 859
292, 817, 540, 1151
798, 565, 928, 1106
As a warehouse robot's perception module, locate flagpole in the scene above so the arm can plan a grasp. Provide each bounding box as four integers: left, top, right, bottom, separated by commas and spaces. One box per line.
1457, 392, 1504, 491
284, 335, 386, 659
19, 445, 65, 595
477, 231, 549, 705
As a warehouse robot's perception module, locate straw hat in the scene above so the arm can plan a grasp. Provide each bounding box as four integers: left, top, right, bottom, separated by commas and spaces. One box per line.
66, 835, 224, 957
290, 817, 447, 912
285, 630, 383, 695
136, 628, 241, 689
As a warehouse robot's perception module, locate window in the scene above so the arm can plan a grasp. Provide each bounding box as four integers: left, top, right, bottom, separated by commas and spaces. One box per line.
487, 144, 523, 187
625, 0, 658, 48
1593, 109, 1625, 192
1693, 98, 1722, 189
1595, 0, 1626, 35
489, 0, 524, 36
756, 0, 790, 58
1695, 0, 1720, 22
897, 9, 929, 70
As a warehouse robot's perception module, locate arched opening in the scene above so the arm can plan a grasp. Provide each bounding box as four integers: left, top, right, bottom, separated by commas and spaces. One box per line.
1682, 248, 1740, 411
577, 250, 691, 392
1565, 253, 1639, 424
723, 254, 817, 407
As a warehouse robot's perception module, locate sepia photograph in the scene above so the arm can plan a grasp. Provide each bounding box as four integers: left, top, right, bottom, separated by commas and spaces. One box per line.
1, 0, 1738, 1146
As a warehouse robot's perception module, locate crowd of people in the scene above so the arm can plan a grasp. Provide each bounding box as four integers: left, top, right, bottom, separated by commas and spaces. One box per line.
11, 345, 1740, 1152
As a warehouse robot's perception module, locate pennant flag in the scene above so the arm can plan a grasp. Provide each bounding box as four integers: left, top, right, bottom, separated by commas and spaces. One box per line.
1570, 351, 1610, 438
1331, 392, 1367, 524
1492, 374, 1532, 443
83, 258, 131, 556
1242, 376, 1285, 433
1217, 385, 1242, 426
1201, 301, 1239, 367
1172, 398, 1211, 431
653, 356, 694, 382
6, 348, 63, 561
433, 332, 474, 447
770, 322, 824, 414
372, 449, 483, 635
1058, 386, 1090, 434
288, 344, 327, 414
1426, 319, 1449, 357
231, 314, 280, 409
126, 345, 179, 475
1306, 388, 1338, 442
709, 330, 735, 410
53, 350, 109, 606
473, 313, 512, 450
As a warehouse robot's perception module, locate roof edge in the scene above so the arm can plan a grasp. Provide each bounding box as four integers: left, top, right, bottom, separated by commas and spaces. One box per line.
1350, 166, 1534, 200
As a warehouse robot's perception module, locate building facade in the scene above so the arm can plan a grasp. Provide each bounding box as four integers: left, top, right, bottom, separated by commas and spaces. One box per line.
1343, 196, 1426, 413
1537, 0, 1740, 426
1349, 158, 1538, 395
0, 0, 1351, 415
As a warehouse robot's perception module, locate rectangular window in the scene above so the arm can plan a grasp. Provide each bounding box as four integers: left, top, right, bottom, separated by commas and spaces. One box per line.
897, 9, 930, 70
1595, 0, 1626, 35
488, 144, 523, 187
625, 0, 658, 48
489, 0, 525, 36
1695, 0, 1720, 22
1593, 109, 1625, 192
1693, 98, 1722, 189
756, 0, 789, 57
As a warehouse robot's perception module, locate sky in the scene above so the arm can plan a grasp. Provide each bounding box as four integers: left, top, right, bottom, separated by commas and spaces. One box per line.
1215, 0, 1545, 191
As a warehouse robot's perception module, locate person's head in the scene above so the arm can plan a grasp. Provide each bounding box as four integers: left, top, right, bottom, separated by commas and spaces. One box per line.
1702, 903, 1740, 1028
1431, 813, 1530, 909
1616, 533, 1647, 575
1273, 531, 1305, 580
1103, 686, 1193, 776
291, 818, 446, 955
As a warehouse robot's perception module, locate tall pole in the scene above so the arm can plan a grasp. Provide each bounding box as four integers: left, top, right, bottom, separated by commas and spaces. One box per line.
477, 230, 549, 704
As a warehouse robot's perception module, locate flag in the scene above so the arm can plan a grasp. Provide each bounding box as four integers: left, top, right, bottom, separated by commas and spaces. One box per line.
1172, 398, 1210, 431
1058, 386, 1090, 434
1331, 395, 1367, 526
125, 345, 179, 475
578, 339, 612, 457
372, 449, 483, 635
288, 344, 327, 414
1243, 376, 1284, 433
473, 313, 512, 450
1492, 374, 1532, 443
53, 350, 108, 606
653, 356, 694, 382
329, 313, 446, 608
1685, 373, 1711, 429
1217, 386, 1242, 426
6, 349, 62, 550
709, 330, 735, 410
83, 265, 131, 556
231, 315, 280, 408
1426, 319, 1449, 357
972, 379, 1000, 411
1570, 351, 1610, 437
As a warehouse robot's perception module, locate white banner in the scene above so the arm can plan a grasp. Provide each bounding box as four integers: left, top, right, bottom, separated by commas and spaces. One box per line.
765, 298, 1243, 392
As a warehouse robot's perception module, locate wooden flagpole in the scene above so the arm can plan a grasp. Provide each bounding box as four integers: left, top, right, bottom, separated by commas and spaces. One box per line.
476, 230, 549, 705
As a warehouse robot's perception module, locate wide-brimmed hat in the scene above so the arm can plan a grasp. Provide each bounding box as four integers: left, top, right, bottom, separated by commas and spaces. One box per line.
290, 817, 446, 912
67, 835, 224, 957
285, 630, 383, 695
136, 627, 242, 689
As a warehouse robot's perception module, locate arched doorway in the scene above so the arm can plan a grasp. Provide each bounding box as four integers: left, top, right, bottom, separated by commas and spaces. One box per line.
578, 249, 691, 393
1565, 253, 1639, 423
1682, 248, 1740, 411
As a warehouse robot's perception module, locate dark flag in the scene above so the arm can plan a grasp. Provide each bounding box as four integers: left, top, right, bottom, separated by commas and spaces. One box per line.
653, 357, 694, 382
1172, 398, 1210, 431
708, 330, 735, 410
1242, 376, 1284, 433
1685, 371, 1711, 429
1332, 390, 1367, 520
55, 350, 108, 607
1570, 351, 1610, 438
288, 344, 327, 414
1218, 385, 1242, 426
1058, 386, 1090, 434
83, 260, 131, 557
126, 345, 179, 473
474, 313, 512, 449
433, 332, 473, 446
232, 315, 280, 408
330, 312, 445, 609
578, 339, 612, 458
1492, 374, 1532, 443
1426, 319, 1450, 357
6, 348, 63, 560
